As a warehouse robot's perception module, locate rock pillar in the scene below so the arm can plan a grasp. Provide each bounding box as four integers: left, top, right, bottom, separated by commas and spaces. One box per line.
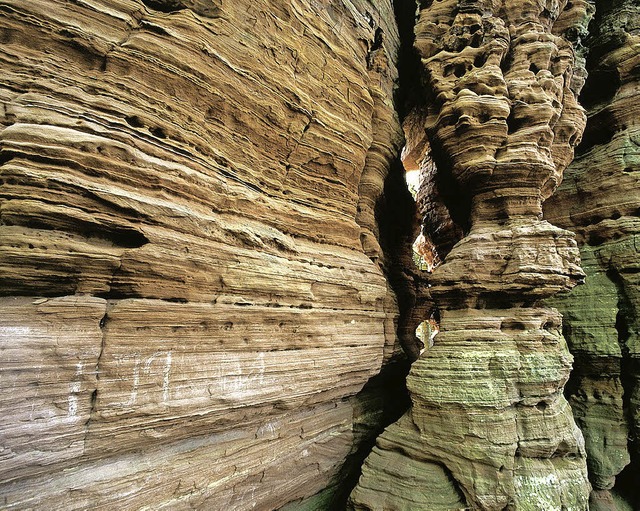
351, 1, 594, 509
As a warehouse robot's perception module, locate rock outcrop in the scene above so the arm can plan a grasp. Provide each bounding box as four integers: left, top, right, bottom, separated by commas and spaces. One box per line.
3, 0, 639, 509
351, 1, 595, 509
0, 1, 412, 508
544, 1, 640, 508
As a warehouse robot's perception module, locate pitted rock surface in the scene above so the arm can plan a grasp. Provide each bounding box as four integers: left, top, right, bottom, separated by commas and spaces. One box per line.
0, 1, 410, 509
545, 0, 640, 508
351, 1, 595, 509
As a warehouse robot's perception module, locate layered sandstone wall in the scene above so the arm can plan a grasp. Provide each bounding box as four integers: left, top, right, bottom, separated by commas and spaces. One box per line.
3, 0, 640, 509
0, 1, 412, 508
545, 1, 640, 508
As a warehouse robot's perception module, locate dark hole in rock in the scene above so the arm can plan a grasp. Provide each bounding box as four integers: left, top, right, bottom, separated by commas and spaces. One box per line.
125, 115, 144, 128
453, 63, 466, 78
575, 111, 616, 156
506, 111, 527, 134
150, 126, 167, 139
474, 54, 486, 68
579, 69, 619, 109
536, 401, 548, 412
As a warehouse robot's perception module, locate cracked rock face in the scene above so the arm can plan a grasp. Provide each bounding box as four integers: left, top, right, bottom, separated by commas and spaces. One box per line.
351, 1, 595, 509
0, 1, 412, 508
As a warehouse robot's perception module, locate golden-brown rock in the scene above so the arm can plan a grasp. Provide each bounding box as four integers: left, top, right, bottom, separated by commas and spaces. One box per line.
0, 0, 410, 508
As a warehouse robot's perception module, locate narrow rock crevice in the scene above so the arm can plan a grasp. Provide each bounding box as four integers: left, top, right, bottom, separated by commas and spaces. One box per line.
370, 0, 436, 362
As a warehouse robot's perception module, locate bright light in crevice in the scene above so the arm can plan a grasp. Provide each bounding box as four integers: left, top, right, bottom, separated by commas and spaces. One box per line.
413, 233, 441, 272
402, 153, 442, 273
404, 168, 420, 199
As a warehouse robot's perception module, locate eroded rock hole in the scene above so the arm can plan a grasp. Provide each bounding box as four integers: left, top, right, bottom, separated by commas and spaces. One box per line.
141, 0, 187, 13
417, 309, 440, 353
576, 111, 617, 156
474, 54, 486, 68
536, 400, 549, 412
125, 115, 144, 128
371, 27, 384, 52
150, 126, 167, 139
453, 63, 467, 78
580, 70, 619, 109
501, 319, 527, 331
506, 112, 527, 134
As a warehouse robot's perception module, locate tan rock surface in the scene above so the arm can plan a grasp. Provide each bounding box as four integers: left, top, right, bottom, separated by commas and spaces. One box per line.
4, 0, 637, 508
0, 0, 410, 508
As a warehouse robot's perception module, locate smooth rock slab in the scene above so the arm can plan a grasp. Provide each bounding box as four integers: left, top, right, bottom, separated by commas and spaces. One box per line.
0, 296, 106, 482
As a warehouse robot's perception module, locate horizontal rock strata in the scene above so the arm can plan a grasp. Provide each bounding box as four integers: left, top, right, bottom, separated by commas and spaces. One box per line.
0, 0, 411, 508
544, 0, 640, 508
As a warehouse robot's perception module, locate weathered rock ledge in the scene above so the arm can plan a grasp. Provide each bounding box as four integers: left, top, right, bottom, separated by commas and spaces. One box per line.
2, 0, 640, 510
544, 1, 640, 508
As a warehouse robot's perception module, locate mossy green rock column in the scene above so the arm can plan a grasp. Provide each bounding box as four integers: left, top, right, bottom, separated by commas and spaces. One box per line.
543, 0, 640, 507
548, 247, 630, 495
350, 0, 594, 508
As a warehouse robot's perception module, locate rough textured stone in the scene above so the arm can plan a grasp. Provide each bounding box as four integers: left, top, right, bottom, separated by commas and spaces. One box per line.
544, 0, 640, 507
351, 1, 594, 509
3, 0, 639, 509
0, 0, 412, 508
